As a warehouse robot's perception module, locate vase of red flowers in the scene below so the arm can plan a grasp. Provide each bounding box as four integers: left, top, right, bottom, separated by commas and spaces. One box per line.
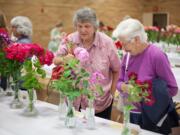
121, 72, 154, 135
5, 43, 54, 111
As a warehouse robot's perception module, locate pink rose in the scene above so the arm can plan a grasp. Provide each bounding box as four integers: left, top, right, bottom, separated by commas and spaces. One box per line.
74, 47, 89, 62
89, 71, 105, 84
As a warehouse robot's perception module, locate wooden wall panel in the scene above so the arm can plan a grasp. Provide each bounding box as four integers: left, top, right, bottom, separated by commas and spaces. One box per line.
0, 0, 179, 48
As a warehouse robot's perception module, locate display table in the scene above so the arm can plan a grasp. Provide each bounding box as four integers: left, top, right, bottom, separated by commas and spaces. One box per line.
172, 67, 180, 102
0, 96, 161, 135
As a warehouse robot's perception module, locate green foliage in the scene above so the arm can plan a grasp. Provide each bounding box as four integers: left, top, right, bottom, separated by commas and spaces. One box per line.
52, 58, 86, 101
146, 30, 159, 42
127, 79, 149, 103
21, 59, 46, 91
161, 33, 180, 45
52, 57, 103, 101
0, 49, 22, 79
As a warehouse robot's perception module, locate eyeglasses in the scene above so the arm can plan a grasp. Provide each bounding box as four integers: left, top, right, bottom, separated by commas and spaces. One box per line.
121, 38, 134, 46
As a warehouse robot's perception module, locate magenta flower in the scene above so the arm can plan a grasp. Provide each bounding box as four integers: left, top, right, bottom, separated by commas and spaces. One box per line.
74, 47, 89, 62
5, 43, 54, 65
0, 28, 11, 44
128, 72, 138, 81
38, 50, 54, 66
89, 71, 105, 85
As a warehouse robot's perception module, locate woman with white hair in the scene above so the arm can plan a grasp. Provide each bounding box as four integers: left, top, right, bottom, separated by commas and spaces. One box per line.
54, 7, 120, 120
113, 18, 179, 134
10, 16, 32, 43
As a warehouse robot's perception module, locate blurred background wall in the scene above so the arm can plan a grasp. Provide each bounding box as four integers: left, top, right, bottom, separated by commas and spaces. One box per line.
0, 0, 179, 48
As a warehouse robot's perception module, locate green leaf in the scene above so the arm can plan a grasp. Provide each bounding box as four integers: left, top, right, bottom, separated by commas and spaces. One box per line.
63, 70, 71, 78
82, 80, 89, 88
36, 68, 46, 78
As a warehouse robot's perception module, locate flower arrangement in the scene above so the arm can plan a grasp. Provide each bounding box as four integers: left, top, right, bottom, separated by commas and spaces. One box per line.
160, 25, 180, 45
52, 44, 104, 127
145, 25, 180, 46
52, 46, 104, 101
121, 72, 155, 135
144, 26, 160, 43
0, 28, 11, 77
52, 37, 104, 101
4, 43, 54, 90
0, 28, 11, 45
127, 72, 155, 106
0, 42, 54, 110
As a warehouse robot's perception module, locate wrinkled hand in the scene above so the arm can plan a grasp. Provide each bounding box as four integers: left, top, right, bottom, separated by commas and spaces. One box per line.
53, 54, 75, 65
63, 54, 75, 62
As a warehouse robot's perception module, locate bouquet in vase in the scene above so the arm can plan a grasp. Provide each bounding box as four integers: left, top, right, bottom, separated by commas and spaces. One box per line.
52, 39, 104, 128
121, 72, 155, 135
4, 43, 54, 113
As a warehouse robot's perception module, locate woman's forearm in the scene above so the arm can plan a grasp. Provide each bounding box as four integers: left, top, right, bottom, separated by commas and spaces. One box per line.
110, 70, 119, 96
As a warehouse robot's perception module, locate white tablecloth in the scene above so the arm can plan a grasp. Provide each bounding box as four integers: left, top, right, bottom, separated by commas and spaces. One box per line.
167, 53, 180, 66
172, 67, 180, 102
0, 96, 161, 135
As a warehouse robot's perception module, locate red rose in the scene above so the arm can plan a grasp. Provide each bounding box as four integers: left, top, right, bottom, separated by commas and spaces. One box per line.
114, 40, 122, 49
128, 72, 138, 80
135, 79, 143, 86
143, 80, 152, 89
145, 96, 155, 106
106, 26, 113, 31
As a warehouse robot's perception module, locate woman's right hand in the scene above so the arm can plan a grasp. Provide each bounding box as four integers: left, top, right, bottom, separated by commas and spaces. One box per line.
63, 54, 75, 62
53, 54, 75, 65
121, 83, 133, 93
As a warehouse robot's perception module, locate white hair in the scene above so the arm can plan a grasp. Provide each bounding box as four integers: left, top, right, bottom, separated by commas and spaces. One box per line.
112, 18, 147, 43
10, 16, 32, 37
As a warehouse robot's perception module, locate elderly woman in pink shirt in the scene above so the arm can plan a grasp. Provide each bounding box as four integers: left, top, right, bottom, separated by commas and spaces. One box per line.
53, 7, 120, 120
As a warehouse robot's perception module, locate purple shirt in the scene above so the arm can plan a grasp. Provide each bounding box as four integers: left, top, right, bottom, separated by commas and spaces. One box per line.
56, 31, 120, 113
117, 44, 178, 112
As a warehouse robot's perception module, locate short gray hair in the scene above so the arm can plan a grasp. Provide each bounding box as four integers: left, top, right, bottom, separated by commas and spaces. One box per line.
73, 7, 98, 28
112, 18, 147, 43
10, 16, 32, 37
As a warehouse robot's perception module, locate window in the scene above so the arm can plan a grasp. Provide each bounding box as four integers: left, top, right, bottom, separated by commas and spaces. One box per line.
143, 12, 169, 29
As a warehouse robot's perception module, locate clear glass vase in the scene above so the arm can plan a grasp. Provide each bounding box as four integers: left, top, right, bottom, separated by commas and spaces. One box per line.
65, 98, 76, 128
5, 77, 14, 96
58, 92, 67, 119
121, 106, 131, 135
10, 83, 23, 109
86, 99, 95, 129
0, 87, 5, 97
23, 89, 38, 116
